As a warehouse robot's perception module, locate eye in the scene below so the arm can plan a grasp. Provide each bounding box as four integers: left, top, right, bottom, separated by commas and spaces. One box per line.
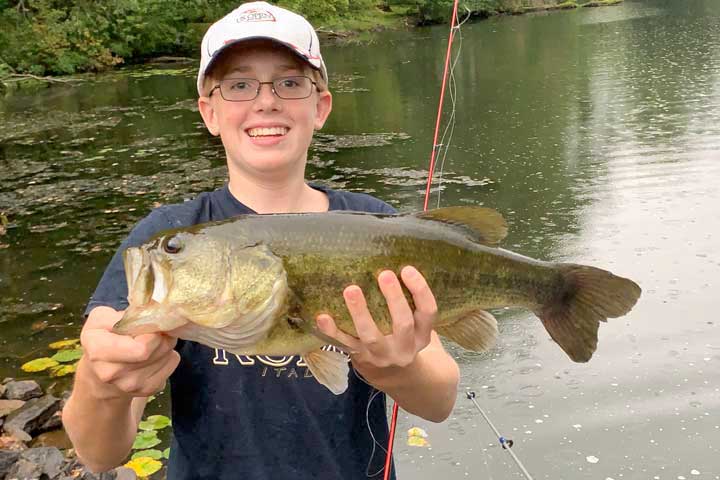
163, 235, 183, 254
278, 77, 301, 88
228, 80, 250, 91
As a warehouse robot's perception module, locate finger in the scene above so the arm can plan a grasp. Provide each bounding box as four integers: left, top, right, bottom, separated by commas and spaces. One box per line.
137, 334, 178, 365
377, 270, 415, 350
401, 266, 436, 345
343, 285, 385, 353
316, 314, 362, 352
91, 337, 176, 386
84, 330, 167, 364
116, 350, 180, 396
85, 306, 125, 331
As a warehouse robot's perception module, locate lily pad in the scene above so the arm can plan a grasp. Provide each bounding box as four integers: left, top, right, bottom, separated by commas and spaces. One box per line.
124, 457, 163, 477
51, 348, 83, 363
162, 448, 170, 459
49, 338, 80, 350
21, 357, 59, 372
131, 449, 163, 460
139, 415, 171, 431
132, 431, 161, 450
49, 364, 77, 377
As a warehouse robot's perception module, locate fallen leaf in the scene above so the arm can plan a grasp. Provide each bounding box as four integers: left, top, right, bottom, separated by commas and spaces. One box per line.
407, 435, 430, 447
49, 338, 80, 350
49, 364, 77, 377
21, 357, 59, 373
124, 457, 163, 477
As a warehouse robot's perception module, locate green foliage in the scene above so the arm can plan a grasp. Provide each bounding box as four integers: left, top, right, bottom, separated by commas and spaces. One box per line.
139, 414, 172, 431
0, 0, 204, 75
51, 348, 83, 363
275, 0, 376, 24
131, 449, 164, 460
0, 0, 611, 76
132, 430, 162, 450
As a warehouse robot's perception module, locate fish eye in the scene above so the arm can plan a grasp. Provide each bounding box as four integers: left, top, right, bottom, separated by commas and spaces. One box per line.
163, 235, 183, 254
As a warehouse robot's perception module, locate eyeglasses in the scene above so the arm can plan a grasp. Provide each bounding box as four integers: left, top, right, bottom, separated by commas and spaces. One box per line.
208, 76, 318, 102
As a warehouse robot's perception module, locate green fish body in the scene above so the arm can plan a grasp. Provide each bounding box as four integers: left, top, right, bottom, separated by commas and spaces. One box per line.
114, 207, 641, 394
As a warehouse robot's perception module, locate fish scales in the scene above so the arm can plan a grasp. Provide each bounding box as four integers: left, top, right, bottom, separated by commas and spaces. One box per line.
113, 206, 641, 394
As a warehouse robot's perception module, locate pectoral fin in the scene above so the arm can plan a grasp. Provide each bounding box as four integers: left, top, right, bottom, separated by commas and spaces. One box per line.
435, 309, 498, 352
288, 316, 355, 355
304, 349, 350, 395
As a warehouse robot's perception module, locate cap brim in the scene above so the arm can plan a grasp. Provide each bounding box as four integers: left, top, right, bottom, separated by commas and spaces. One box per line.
203, 36, 324, 80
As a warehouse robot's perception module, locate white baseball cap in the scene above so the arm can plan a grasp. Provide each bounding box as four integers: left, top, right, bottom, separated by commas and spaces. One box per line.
197, 1, 328, 95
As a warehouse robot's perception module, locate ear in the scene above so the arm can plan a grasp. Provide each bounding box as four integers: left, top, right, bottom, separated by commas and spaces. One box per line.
313, 90, 333, 130
198, 96, 221, 136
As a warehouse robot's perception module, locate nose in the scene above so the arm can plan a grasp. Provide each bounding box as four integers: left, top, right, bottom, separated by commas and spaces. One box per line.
253, 82, 281, 111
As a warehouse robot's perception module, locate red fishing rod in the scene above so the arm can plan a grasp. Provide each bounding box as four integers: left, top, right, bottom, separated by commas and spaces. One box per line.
383, 1, 461, 478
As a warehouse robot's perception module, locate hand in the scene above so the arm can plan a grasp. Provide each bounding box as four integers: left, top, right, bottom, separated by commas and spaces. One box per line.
316, 266, 437, 374
78, 306, 180, 400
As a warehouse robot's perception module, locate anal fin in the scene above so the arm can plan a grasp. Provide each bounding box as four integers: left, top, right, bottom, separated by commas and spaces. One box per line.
304, 349, 350, 395
435, 309, 498, 352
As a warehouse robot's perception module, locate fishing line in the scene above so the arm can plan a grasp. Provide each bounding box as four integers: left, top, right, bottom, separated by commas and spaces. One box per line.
467, 392, 535, 480
422, 0, 462, 213
381, 1, 464, 479
352, 367, 388, 478
434, 7, 472, 209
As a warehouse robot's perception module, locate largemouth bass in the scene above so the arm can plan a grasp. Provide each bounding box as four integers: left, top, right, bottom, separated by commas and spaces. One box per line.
113, 207, 641, 394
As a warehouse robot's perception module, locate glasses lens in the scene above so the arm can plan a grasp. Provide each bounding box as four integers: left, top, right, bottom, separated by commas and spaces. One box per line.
273, 76, 313, 99
220, 78, 260, 101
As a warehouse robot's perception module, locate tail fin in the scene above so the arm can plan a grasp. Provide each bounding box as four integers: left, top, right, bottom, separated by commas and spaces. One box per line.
537, 264, 641, 362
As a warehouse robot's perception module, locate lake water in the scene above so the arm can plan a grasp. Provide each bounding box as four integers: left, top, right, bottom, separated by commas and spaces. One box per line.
1, 0, 718, 478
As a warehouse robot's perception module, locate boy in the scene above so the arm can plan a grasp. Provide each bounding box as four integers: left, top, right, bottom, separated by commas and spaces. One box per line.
62, 2, 460, 479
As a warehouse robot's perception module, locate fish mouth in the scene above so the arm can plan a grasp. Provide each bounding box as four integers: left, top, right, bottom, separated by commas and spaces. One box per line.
114, 246, 188, 336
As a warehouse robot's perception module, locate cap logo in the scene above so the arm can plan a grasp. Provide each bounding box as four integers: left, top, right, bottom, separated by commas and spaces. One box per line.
235, 9, 276, 23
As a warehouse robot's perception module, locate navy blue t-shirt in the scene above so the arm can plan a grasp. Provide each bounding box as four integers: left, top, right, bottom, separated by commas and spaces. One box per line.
86, 184, 398, 480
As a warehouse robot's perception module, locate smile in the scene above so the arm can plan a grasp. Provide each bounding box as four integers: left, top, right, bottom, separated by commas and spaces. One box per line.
247, 126, 289, 137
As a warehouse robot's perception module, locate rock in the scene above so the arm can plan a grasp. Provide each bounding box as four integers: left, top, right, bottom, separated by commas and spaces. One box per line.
4, 395, 60, 438
113, 466, 137, 480
3, 425, 32, 442
0, 399, 26, 418
4, 458, 42, 480
80, 468, 117, 480
2, 378, 13, 385
0, 383, 6, 398
0, 434, 28, 451
19, 447, 65, 479
30, 429, 73, 450
0, 450, 21, 478
4, 381, 43, 401
38, 410, 63, 433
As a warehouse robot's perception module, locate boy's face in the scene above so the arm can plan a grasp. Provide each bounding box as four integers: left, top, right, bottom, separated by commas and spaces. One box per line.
198, 41, 332, 180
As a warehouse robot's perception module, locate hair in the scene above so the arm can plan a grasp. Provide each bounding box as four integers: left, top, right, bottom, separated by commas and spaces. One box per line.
201, 41, 328, 96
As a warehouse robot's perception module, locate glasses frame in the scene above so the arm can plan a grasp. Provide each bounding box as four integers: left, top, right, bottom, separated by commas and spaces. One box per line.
208, 75, 318, 102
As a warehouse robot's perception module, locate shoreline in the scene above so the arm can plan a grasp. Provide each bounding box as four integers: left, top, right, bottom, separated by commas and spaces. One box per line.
0, 1, 623, 90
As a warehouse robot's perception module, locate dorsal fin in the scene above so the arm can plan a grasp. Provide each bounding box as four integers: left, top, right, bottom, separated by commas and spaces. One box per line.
414, 206, 508, 247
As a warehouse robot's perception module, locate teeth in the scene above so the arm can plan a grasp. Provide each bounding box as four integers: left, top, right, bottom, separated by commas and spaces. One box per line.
248, 127, 288, 137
